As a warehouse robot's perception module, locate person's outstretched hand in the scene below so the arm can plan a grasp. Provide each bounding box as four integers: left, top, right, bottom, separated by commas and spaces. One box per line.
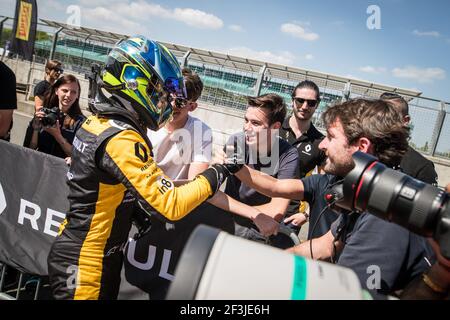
223, 134, 245, 174
284, 212, 308, 228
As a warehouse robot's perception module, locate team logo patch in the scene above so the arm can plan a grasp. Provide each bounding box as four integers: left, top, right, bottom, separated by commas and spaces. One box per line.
134, 142, 149, 163
302, 144, 312, 156
305, 144, 311, 153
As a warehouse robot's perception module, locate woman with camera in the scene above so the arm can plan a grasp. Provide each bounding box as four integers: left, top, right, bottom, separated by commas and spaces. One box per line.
27, 74, 85, 159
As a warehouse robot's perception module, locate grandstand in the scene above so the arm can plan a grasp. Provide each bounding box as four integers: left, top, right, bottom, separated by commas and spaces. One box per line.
1, 17, 449, 159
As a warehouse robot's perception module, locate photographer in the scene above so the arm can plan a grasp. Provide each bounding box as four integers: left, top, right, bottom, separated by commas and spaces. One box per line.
26, 74, 85, 158
234, 99, 435, 298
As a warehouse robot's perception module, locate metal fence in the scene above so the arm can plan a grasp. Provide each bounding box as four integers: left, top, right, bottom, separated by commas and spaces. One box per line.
0, 262, 47, 300
1, 17, 449, 160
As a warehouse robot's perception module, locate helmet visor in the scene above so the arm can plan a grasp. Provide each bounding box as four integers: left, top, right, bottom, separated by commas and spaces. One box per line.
145, 75, 176, 128
121, 64, 174, 128
163, 77, 186, 99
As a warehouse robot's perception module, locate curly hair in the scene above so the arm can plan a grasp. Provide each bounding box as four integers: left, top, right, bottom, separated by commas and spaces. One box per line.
322, 98, 410, 168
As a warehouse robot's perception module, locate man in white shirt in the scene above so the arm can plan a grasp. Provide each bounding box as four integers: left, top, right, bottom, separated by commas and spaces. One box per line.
147, 68, 212, 180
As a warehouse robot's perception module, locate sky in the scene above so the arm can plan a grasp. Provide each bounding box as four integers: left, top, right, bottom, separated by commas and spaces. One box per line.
1, 0, 449, 102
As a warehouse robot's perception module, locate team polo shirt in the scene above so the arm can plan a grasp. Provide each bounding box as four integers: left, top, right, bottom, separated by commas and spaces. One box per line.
280, 117, 326, 178
280, 117, 326, 217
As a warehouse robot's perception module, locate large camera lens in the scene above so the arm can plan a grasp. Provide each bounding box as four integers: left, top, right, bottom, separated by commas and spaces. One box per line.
167, 225, 368, 300
338, 151, 450, 259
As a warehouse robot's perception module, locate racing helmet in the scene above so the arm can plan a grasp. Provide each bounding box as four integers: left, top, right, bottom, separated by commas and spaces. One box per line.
102, 36, 186, 130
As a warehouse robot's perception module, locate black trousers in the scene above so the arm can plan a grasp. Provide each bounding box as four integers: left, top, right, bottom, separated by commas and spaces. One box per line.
47, 232, 124, 300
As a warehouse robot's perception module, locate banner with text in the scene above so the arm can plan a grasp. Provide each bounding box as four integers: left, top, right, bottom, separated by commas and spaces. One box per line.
10, 0, 38, 61
0, 140, 234, 299
0, 140, 68, 275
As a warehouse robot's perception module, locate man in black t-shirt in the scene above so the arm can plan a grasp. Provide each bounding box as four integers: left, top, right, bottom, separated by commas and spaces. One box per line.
280, 80, 327, 236
0, 61, 17, 141
380, 92, 438, 186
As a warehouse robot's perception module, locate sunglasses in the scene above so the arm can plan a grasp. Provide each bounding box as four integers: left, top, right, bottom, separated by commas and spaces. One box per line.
174, 97, 190, 109
293, 97, 318, 108
53, 68, 64, 74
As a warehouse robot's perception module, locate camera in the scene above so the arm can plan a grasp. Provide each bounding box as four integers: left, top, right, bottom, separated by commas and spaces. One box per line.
40, 107, 59, 127
330, 151, 450, 259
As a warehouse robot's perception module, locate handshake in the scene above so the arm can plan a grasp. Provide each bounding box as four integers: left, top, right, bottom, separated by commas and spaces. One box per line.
198, 135, 246, 194
218, 134, 246, 174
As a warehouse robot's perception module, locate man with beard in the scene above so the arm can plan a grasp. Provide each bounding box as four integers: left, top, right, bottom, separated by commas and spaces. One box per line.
233, 99, 434, 298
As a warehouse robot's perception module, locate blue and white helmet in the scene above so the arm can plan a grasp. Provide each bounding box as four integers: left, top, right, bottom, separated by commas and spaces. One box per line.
102, 35, 186, 130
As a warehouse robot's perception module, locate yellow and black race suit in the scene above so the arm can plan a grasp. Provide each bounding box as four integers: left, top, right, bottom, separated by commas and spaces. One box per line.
47, 114, 213, 300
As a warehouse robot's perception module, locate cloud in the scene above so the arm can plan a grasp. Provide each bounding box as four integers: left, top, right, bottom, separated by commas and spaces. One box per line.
304, 54, 314, 60
77, 0, 125, 6
392, 66, 446, 83
173, 8, 223, 29
39, 0, 66, 12
229, 24, 244, 32
412, 30, 440, 38
280, 23, 319, 41
82, 1, 223, 31
359, 66, 387, 74
84, 6, 142, 34
225, 47, 296, 66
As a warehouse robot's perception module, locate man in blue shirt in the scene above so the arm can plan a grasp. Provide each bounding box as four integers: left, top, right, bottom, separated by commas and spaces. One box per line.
234, 98, 434, 297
